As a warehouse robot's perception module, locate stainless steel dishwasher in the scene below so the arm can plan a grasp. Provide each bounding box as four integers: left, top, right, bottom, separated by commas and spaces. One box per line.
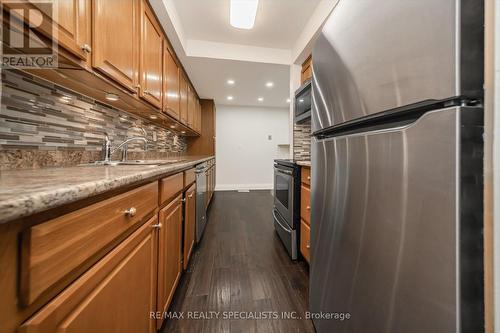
194, 162, 208, 242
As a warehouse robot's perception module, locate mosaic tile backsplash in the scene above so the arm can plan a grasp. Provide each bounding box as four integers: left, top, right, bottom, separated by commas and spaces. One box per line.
293, 119, 311, 161
0, 69, 187, 170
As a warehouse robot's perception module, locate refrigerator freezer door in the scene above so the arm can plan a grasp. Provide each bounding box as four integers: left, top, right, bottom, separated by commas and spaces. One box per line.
309, 107, 483, 332
311, 0, 483, 132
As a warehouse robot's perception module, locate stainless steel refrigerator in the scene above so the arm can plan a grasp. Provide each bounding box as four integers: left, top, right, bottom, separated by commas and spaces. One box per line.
309, 1, 484, 332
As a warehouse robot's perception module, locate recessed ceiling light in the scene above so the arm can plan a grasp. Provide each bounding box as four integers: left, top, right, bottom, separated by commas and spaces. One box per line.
258, 97, 264, 102
181, 130, 186, 134
286, 98, 291, 103
170, 125, 176, 129
227, 79, 235, 85
105, 93, 119, 102
227, 96, 234, 101
149, 115, 158, 120
265, 82, 274, 88
230, 0, 259, 30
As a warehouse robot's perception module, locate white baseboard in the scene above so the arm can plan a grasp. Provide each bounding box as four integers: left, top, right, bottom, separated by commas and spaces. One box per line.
215, 183, 273, 191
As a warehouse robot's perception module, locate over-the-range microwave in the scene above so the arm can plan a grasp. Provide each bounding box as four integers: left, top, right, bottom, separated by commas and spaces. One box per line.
294, 80, 311, 123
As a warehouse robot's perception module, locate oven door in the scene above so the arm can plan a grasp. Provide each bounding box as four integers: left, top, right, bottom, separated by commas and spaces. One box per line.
273, 164, 294, 227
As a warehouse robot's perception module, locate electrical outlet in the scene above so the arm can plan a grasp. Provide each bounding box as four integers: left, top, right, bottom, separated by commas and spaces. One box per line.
268, 134, 272, 140
152, 131, 157, 142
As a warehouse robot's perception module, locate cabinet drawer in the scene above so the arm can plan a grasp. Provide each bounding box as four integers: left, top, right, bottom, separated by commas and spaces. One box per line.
300, 219, 311, 263
300, 184, 311, 225
20, 182, 158, 306
184, 168, 195, 187
159, 172, 183, 206
301, 167, 311, 186
19, 216, 157, 333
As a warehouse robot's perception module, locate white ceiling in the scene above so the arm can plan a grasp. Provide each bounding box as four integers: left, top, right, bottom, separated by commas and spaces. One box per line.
183, 57, 290, 107
172, 0, 322, 49
151, 0, 328, 107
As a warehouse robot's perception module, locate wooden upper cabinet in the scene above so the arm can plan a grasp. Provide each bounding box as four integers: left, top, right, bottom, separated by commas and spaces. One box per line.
163, 46, 180, 119
92, 0, 140, 92
139, 0, 163, 108
187, 85, 195, 128
301, 55, 312, 85
53, 0, 91, 61
21, 0, 91, 62
19, 217, 158, 333
194, 99, 201, 133
179, 73, 188, 125
157, 195, 182, 330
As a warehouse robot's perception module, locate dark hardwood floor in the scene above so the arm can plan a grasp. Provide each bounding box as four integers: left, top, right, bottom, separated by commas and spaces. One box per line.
162, 190, 314, 333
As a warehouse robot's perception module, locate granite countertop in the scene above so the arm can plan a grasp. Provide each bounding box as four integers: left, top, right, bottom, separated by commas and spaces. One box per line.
0, 156, 213, 224
296, 160, 311, 167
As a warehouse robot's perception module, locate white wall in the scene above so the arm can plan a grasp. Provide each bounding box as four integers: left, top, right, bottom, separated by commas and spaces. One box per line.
215, 105, 289, 191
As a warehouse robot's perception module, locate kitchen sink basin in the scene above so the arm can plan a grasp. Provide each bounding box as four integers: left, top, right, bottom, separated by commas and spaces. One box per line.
80, 159, 185, 167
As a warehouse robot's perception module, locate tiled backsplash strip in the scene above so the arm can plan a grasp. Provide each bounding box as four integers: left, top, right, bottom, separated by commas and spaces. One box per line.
0, 69, 187, 170
293, 119, 311, 161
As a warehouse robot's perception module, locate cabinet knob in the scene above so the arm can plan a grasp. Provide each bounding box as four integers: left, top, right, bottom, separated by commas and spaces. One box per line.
307, 176, 311, 180
306, 244, 310, 249
152, 222, 162, 229
124, 207, 137, 217
188, 193, 193, 198
306, 206, 310, 210
81, 44, 92, 53
181, 198, 186, 203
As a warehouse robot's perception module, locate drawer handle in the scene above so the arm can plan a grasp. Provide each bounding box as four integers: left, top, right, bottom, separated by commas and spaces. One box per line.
152, 222, 162, 229
306, 206, 310, 210
306, 244, 310, 249
124, 207, 137, 217
81, 44, 92, 53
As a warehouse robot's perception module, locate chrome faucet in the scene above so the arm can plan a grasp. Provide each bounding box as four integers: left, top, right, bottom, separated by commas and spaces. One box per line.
102, 126, 148, 163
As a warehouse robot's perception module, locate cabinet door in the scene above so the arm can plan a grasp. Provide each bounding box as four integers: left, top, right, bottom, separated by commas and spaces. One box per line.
187, 86, 195, 129
163, 46, 180, 119
183, 183, 196, 270
179, 73, 188, 125
19, 0, 91, 62
19, 217, 158, 333
195, 99, 201, 133
93, 0, 139, 92
139, 0, 163, 108
300, 219, 311, 263
157, 195, 182, 330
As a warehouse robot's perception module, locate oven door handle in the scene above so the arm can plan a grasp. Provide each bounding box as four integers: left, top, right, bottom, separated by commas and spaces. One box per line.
275, 168, 293, 176
273, 210, 292, 233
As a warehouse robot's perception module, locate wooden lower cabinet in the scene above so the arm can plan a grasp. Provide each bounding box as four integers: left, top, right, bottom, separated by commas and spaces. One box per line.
19, 216, 158, 333
183, 183, 196, 270
300, 219, 311, 263
156, 195, 182, 330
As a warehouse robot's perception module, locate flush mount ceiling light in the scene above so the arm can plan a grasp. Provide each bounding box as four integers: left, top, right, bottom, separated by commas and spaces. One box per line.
227, 96, 234, 101
230, 0, 259, 30
227, 79, 235, 85
265, 81, 274, 88
105, 93, 119, 102
257, 97, 264, 102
